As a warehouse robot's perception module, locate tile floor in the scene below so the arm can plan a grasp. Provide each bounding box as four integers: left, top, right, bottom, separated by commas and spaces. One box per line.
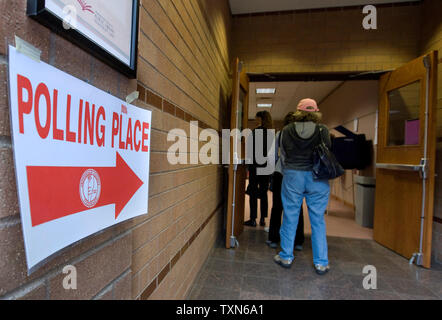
187, 228, 442, 300
309, 199, 374, 240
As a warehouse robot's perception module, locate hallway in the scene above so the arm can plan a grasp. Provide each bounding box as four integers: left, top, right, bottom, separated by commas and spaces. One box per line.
187, 228, 442, 300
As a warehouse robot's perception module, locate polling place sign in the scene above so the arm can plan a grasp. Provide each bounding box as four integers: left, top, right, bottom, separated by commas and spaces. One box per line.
7, 45, 151, 273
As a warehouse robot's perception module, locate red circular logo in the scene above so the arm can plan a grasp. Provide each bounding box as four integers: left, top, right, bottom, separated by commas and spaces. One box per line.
79, 169, 101, 208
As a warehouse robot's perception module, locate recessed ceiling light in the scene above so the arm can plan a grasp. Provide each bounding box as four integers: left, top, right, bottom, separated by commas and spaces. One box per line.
257, 103, 272, 108
256, 88, 276, 94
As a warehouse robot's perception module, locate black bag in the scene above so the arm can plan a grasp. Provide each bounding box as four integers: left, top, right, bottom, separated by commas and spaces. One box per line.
312, 127, 345, 180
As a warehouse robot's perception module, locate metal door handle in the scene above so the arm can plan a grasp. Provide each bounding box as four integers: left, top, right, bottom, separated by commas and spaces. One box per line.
376, 163, 422, 171
376, 158, 428, 179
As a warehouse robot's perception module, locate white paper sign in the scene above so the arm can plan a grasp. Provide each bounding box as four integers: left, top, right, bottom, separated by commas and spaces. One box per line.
7, 46, 151, 273
45, 0, 134, 66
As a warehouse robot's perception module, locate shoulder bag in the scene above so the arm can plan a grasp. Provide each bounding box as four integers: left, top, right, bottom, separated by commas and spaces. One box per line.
312, 126, 345, 180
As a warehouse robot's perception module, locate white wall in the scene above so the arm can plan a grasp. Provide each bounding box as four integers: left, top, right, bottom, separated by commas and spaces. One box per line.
321, 80, 379, 207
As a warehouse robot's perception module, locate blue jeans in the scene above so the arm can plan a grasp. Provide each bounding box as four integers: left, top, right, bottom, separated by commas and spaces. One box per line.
279, 169, 330, 266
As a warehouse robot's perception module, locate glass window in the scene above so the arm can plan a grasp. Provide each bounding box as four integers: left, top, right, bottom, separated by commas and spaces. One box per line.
387, 81, 421, 146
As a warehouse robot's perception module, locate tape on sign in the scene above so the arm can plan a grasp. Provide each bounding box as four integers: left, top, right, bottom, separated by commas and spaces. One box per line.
126, 91, 139, 104
15, 36, 41, 63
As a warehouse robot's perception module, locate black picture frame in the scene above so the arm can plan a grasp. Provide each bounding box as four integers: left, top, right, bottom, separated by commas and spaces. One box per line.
27, 0, 139, 78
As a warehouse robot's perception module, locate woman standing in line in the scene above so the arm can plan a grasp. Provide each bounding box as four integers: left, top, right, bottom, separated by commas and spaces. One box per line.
273, 99, 331, 275
266, 112, 304, 250
244, 111, 273, 227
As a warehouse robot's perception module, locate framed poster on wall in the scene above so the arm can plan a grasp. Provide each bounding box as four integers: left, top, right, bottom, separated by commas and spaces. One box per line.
27, 0, 139, 78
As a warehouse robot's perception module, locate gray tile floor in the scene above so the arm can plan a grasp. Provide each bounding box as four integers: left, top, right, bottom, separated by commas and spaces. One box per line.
187, 228, 442, 300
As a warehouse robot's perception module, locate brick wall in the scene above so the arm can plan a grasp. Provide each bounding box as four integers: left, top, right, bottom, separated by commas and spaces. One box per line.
128, 0, 231, 299
0, 0, 231, 300
420, 0, 442, 265
232, 2, 421, 74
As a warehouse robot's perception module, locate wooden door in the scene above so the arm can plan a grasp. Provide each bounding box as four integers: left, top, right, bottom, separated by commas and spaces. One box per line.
225, 58, 249, 248
374, 52, 438, 268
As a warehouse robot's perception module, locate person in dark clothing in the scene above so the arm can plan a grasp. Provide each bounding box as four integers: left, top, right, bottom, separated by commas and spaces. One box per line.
267, 112, 304, 250
244, 111, 273, 227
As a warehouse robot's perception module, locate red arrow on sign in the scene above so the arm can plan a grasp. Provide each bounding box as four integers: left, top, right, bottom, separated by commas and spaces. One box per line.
26, 152, 144, 227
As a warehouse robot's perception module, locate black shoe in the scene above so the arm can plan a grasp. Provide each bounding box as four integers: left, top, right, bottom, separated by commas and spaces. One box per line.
244, 220, 256, 227
266, 240, 278, 249
259, 219, 266, 227
269, 242, 278, 249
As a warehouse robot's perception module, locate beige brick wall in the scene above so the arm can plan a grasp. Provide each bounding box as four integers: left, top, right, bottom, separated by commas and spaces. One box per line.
0, 0, 231, 299
131, 0, 231, 300
232, 3, 421, 74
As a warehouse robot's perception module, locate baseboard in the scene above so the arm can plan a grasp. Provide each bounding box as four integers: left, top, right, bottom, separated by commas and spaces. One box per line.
330, 194, 356, 210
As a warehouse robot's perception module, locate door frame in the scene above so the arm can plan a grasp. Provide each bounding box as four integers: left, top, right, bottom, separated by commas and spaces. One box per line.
225, 58, 249, 249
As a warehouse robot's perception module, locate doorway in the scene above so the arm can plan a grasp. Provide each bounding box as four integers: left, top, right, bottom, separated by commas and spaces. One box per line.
243, 78, 379, 241
226, 52, 438, 268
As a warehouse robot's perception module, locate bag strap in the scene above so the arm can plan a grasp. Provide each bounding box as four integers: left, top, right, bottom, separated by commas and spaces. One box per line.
316, 125, 325, 147
279, 130, 287, 165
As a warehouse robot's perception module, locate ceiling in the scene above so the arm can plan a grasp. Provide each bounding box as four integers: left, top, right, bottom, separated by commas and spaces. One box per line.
249, 81, 343, 121
229, 0, 420, 15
